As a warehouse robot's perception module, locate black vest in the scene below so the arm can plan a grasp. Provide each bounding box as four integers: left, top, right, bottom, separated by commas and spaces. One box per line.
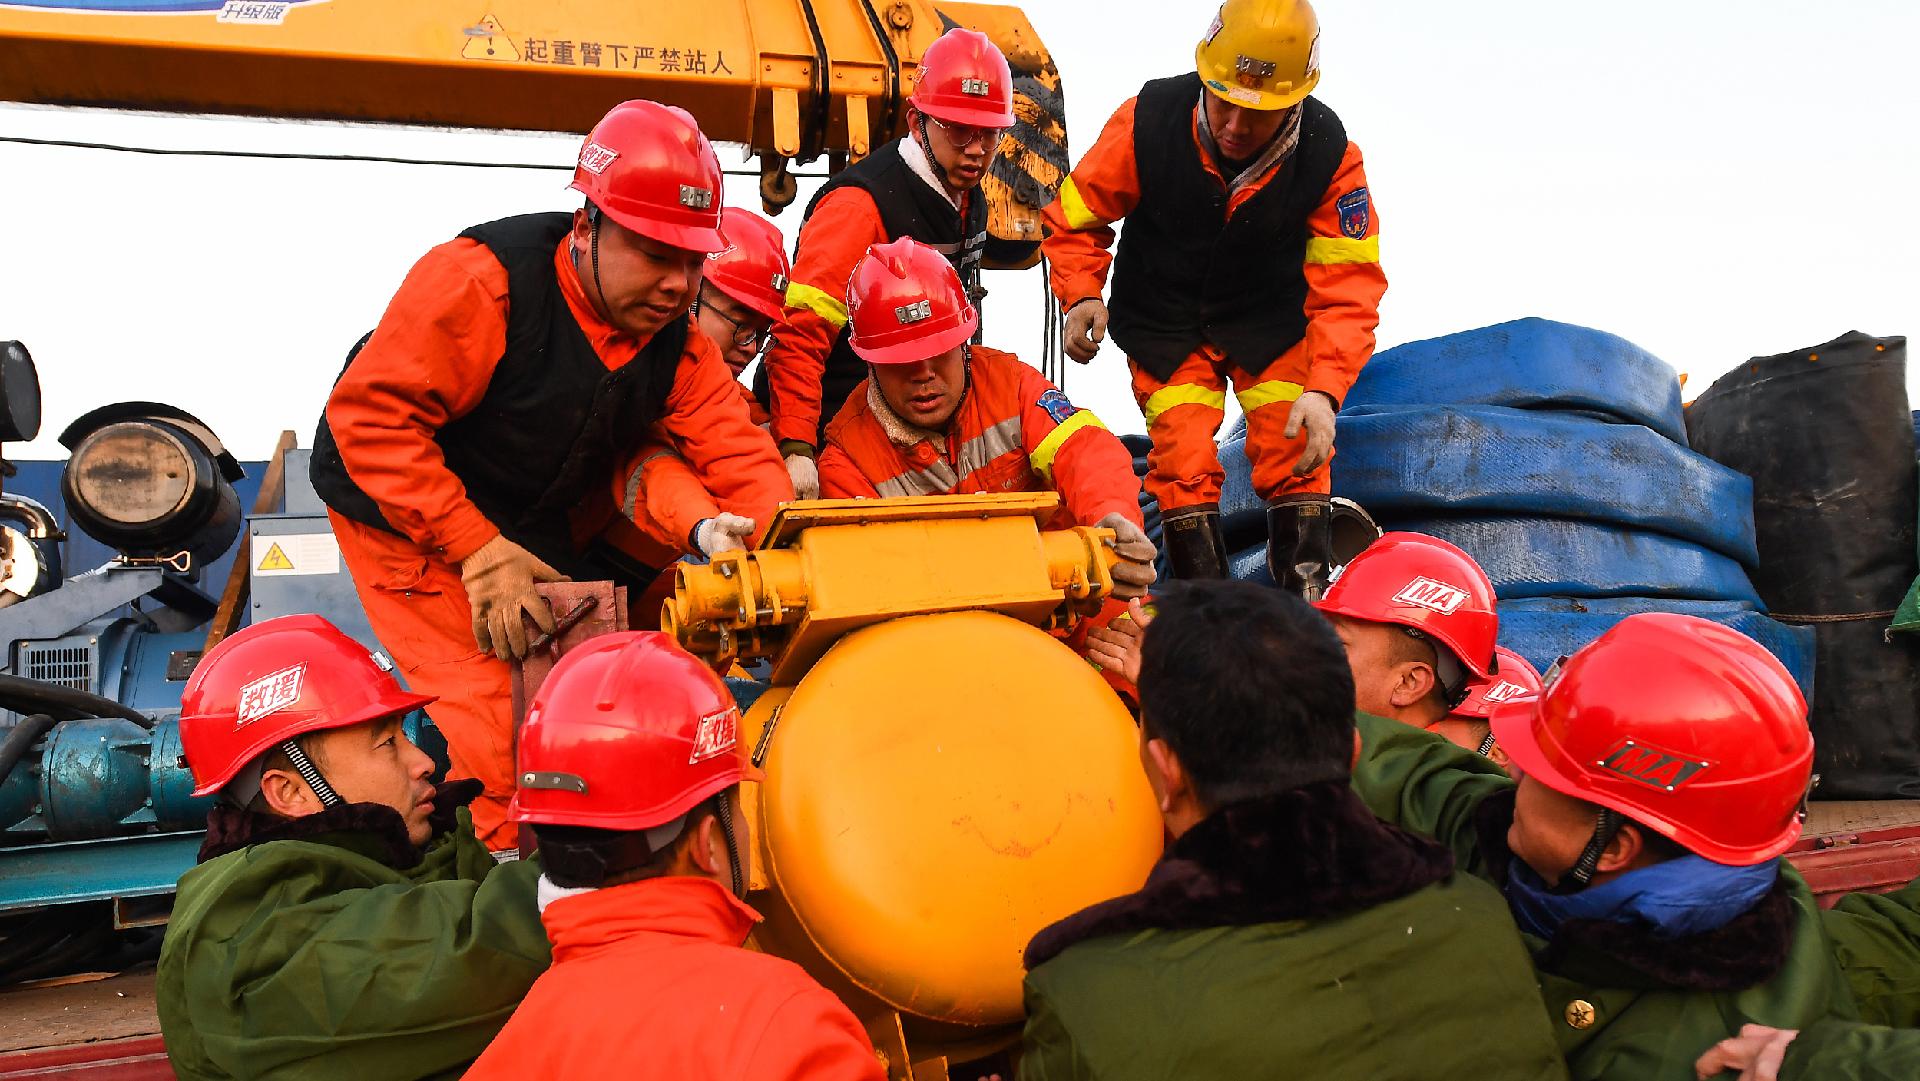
1108, 74, 1347, 380
755, 137, 988, 445
309, 213, 686, 576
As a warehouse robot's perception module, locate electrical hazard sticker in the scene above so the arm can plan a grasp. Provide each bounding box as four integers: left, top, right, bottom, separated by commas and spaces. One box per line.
1036, 389, 1078, 425
1337, 188, 1371, 240
253, 533, 341, 578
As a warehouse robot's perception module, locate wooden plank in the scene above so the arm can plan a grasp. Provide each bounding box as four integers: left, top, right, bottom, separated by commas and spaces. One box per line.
1805, 800, 1920, 837
200, 430, 297, 657
0, 971, 158, 1054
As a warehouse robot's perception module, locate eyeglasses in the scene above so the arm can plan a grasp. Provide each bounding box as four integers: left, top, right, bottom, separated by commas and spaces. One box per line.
927, 116, 1009, 150
699, 288, 773, 352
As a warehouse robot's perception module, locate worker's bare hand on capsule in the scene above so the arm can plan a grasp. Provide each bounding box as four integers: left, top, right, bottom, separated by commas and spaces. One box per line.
1096, 511, 1157, 600
459, 534, 568, 660
1285, 390, 1337, 476
1084, 598, 1153, 686
1064, 299, 1109, 364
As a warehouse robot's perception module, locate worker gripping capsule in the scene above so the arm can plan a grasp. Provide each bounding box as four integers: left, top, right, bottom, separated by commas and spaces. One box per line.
666, 492, 1124, 678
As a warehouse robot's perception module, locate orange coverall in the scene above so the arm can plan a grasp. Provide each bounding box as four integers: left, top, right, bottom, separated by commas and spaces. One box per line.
1042, 97, 1387, 512
324, 237, 788, 851
464, 876, 884, 1080
617, 378, 774, 554
761, 184, 973, 450
819, 346, 1144, 696
816, 346, 1143, 531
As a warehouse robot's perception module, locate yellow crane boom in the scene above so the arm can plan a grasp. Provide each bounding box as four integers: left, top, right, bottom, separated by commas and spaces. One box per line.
0, 0, 1065, 262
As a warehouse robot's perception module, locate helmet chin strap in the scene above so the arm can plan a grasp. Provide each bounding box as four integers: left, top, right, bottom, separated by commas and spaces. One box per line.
575, 203, 610, 323
913, 114, 964, 201
1553, 807, 1624, 894
279, 738, 342, 810
714, 792, 745, 899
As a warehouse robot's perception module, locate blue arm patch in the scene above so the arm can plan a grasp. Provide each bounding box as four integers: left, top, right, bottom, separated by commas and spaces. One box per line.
1336, 187, 1371, 240
1037, 389, 1078, 424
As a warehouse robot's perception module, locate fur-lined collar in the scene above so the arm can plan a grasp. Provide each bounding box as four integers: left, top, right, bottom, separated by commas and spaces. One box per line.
197, 778, 483, 869
1025, 780, 1453, 969
897, 132, 961, 211
1471, 790, 1798, 992
867, 379, 947, 454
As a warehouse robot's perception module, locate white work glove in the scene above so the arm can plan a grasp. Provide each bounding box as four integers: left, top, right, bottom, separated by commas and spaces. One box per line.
785, 453, 820, 501
1096, 512, 1157, 600
1285, 391, 1338, 476
459, 534, 568, 661
1064, 299, 1109, 365
694, 513, 757, 558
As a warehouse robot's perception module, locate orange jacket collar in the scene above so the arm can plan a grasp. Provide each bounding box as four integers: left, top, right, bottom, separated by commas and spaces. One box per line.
552, 237, 653, 369
540, 875, 762, 962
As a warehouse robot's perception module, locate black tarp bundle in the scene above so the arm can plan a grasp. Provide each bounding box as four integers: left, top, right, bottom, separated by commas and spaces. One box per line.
1687, 331, 1920, 798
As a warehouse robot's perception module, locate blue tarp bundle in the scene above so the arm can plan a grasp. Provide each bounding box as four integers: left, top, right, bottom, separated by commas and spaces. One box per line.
1178, 317, 1816, 697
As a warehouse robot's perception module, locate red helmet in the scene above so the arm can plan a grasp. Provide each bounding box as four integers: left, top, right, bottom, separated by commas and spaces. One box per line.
1451, 647, 1542, 721
1315, 532, 1499, 682
512, 631, 761, 830
1492, 613, 1813, 865
569, 99, 727, 254
179, 615, 435, 797
910, 28, 1016, 128
704, 208, 791, 323
846, 237, 978, 364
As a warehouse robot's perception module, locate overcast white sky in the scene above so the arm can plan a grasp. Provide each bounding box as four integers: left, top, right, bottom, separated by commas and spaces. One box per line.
1, 0, 1915, 462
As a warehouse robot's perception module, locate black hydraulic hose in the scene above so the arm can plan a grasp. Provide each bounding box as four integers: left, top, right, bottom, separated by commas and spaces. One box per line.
0, 674, 151, 727
0, 713, 54, 789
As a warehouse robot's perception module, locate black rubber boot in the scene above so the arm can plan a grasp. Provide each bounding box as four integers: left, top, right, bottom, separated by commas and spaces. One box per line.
1162, 504, 1228, 580
1266, 493, 1335, 600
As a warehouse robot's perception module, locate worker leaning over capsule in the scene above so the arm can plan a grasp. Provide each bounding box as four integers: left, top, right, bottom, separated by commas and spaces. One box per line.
157, 615, 549, 1081
757, 27, 1016, 496
1353, 613, 1920, 1081
1316, 532, 1526, 761
308, 100, 791, 854
816, 237, 1156, 605
465, 632, 884, 1080
1043, 0, 1386, 592
618, 206, 793, 559
1017, 580, 1570, 1081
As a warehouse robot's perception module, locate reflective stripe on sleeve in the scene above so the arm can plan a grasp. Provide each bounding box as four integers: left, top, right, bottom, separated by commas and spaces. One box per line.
620, 449, 683, 518
1058, 177, 1103, 231
786, 281, 849, 327
1303, 235, 1380, 265
1233, 380, 1305, 414
1029, 410, 1107, 484
1141, 385, 1228, 427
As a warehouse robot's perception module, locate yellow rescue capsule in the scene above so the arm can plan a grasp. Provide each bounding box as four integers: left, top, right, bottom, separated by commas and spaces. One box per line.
758, 609, 1162, 1028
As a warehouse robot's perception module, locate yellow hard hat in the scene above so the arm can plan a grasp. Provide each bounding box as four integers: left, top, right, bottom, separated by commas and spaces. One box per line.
1195, 0, 1321, 111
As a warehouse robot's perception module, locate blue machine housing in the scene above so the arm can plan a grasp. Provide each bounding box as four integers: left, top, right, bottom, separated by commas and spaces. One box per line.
0, 449, 442, 918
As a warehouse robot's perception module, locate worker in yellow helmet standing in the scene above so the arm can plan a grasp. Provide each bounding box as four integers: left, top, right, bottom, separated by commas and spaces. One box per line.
1042, 0, 1387, 595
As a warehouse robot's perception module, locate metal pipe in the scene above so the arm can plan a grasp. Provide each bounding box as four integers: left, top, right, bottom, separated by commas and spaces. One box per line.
0, 673, 152, 727
0, 712, 52, 788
